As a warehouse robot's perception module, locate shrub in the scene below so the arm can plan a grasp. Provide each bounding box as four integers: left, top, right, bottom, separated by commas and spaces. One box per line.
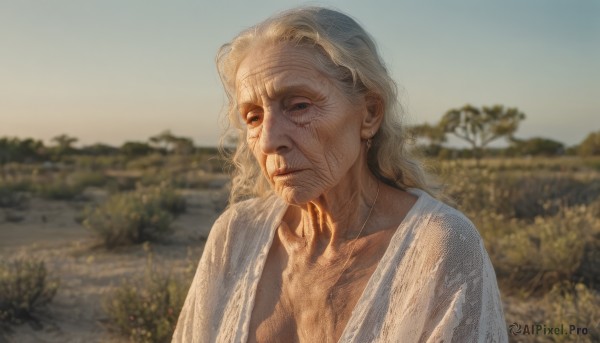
83, 186, 185, 248
0, 187, 28, 208
578, 131, 600, 156
126, 154, 166, 170
34, 180, 83, 200
33, 171, 108, 200
494, 204, 600, 295
104, 260, 189, 343
0, 177, 31, 208
146, 186, 186, 216
546, 283, 600, 342
440, 163, 600, 220
0, 258, 59, 325
70, 171, 108, 189
505, 283, 600, 343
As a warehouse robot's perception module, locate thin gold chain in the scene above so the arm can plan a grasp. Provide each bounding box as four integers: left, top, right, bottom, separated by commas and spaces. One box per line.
328, 181, 380, 300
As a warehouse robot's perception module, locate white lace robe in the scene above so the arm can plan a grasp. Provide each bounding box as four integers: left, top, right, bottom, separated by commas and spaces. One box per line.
173, 188, 508, 342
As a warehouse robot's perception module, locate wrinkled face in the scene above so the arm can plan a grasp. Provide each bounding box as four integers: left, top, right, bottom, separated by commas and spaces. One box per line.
235, 43, 368, 205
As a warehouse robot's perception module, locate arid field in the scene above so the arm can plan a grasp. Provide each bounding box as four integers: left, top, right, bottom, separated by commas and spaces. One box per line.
0, 189, 223, 343
1, 153, 599, 342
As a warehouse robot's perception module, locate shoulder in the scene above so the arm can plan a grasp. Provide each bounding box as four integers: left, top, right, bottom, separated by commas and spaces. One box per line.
199, 193, 286, 271
410, 189, 484, 260
215, 194, 285, 225
207, 194, 286, 241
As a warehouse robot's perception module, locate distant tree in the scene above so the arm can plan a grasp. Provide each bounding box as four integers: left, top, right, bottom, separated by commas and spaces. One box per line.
577, 131, 600, 156
440, 104, 525, 164
149, 130, 177, 153
565, 146, 578, 156
408, 123, 447, 157
0, 137, 46, 163
172, 137, 194, 155
80, 143, 119, 156
149, 130, 196, 155
51, 134, 79, 156
408, 123, 447, 145
120, 141, 154, 157
509, 137, 565, 157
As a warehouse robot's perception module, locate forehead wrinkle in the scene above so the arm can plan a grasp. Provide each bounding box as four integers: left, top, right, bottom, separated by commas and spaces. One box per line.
235, 47, 333, 105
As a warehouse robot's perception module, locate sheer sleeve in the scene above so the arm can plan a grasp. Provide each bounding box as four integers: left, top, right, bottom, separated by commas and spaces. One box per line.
335, 191, 508, 343
418, 213, 508, 343
171, 207, 234, 342
172, 196, 287, 343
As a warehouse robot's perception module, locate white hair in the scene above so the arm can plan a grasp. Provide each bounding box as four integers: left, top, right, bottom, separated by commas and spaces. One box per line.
216, 6, 441, 204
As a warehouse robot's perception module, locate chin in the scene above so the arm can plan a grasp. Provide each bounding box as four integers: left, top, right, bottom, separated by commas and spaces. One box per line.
276, 184, 320, 206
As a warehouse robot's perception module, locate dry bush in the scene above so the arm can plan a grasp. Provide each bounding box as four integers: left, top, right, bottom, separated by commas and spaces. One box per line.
144, 185, 187, 216
34, 179, 83, 200
34, 170, 108, 200
0, 174, 32, 208
0, 258, 59, 325
0, 186, 28, 208
494, 203, 599, 294
83, 186, 185, 248
505, 283, 600, 343
437, 158, 600, 339
440, 161, 600, 220
437, 158, 600, 295
104, 253, 190, 343
126, 154, 167, 170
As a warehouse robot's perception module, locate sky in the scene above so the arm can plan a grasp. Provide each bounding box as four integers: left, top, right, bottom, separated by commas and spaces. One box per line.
1, 0, 598, 148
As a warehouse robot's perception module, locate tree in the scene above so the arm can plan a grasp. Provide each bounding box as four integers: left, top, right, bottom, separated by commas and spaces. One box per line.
120, 141, 154, 157
407, 123, 447, 157
0, 137, 46, 163
577, 131, 600, 156
51, 134, 79, 156
149, 130, 196, 155
508, 137, 564, 157
408, 123, 447, 145
81, 143, 119, 156
172, 137, 194, 155
149, 130, 177, 153
440, 104, 525, 163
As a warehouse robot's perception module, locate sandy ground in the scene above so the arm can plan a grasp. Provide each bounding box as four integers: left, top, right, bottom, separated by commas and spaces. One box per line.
0, 188, 225, 343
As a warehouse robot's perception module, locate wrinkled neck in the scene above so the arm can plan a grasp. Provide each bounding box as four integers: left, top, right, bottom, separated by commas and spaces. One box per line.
296, 156, 380, 254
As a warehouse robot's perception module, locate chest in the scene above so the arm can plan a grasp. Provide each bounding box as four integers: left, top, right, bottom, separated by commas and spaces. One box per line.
247, 231, 394, 343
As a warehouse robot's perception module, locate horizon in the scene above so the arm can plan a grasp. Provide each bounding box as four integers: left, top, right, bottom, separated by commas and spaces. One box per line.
2, 0, 598, 148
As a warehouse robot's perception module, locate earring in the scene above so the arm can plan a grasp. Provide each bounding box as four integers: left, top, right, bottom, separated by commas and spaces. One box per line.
366, 138, 372, 151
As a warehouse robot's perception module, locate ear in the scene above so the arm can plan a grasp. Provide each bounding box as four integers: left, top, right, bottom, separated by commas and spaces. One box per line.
360, 93, 384, 139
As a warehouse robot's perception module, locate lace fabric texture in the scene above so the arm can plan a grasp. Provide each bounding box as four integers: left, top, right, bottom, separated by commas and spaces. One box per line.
172, 189, 508, 342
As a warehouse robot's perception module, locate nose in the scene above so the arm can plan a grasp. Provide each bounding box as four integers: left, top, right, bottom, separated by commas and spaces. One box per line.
259, 107, 290, 154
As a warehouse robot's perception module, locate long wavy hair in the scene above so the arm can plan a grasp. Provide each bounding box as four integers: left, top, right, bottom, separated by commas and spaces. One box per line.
217, 6, 441, 205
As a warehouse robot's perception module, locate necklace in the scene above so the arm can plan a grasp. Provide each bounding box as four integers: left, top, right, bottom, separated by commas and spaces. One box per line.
327, 181, 380, 302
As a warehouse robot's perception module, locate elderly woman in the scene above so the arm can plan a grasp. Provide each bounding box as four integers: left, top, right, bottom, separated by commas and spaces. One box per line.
174, 7, 507, 343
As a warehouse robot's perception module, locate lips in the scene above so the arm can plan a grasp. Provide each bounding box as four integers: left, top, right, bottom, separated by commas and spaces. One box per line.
272, 168, 303, 177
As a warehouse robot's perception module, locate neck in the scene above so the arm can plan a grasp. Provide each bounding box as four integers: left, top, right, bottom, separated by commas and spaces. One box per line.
294, 157, 380, 254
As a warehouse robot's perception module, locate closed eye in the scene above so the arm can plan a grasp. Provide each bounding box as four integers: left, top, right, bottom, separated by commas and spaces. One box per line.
292, 102, 310, 110
290, 102, 310, 111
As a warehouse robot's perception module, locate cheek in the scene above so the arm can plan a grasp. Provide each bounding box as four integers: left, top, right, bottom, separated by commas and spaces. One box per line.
316, 112, 362, 169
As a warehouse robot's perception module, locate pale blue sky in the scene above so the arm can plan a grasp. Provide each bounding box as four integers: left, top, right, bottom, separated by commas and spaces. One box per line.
1, 0, 598, 147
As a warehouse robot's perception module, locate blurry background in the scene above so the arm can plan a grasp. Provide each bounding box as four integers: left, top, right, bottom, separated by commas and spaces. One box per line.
1, 0, 598, 147
1, 1, 599, 342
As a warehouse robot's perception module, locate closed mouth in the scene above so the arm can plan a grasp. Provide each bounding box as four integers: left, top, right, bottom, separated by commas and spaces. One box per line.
273, 168, 304, 177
